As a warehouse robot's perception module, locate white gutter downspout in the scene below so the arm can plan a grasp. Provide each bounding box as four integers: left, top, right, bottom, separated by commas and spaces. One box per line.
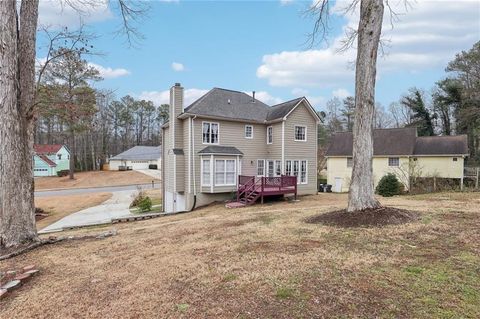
281, 119, 285, 175
192, 115, 197, 196
188, 117, 192, 193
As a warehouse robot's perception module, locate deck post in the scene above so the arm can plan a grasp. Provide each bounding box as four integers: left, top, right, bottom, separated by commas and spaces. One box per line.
261, 177, 264, 204
237, 175, 240, 202
294, 176, 297, 200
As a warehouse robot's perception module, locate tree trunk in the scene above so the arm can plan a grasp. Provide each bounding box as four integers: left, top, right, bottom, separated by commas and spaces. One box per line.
0, 0, 39, 249
69, 130, 75, 179
347, 0, 383, 212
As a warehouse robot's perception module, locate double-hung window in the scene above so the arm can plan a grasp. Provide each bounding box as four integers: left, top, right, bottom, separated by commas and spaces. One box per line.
388, 157, 399, 167
285, 160, 292, 176
245, 125, 253, 139
300, 160, 307, 184
275, 160, 281, 176
294, 126, 306, 141
267, 160, 275, 177
267, 126, 273, 144
215, 159, 236, 186
257, 160, 265, 176
293, 160, 299, 178
203, 122, 219, 144
202, 159, 211, 186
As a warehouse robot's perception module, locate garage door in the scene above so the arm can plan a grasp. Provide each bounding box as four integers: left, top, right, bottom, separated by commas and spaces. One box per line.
130, 161, 150, 170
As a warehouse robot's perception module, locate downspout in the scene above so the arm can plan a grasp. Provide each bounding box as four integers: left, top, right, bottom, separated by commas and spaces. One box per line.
190, 115, 198, 211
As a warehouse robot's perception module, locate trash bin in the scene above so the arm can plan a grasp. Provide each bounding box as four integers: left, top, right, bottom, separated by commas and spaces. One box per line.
318, 184, 325, 192
326, 184, 332, 193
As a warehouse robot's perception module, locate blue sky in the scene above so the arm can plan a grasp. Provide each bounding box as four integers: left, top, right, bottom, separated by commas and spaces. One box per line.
37, 0, 480, 111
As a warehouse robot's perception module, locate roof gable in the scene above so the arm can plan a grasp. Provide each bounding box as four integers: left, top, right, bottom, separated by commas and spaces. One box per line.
34, 144, 64, 154
36, 154, 57, 167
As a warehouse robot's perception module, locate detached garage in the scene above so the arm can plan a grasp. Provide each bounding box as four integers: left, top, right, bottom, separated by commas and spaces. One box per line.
109, 146, 162, 171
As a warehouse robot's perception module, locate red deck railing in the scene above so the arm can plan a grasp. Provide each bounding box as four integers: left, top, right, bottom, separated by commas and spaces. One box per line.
237, 175, 297, 204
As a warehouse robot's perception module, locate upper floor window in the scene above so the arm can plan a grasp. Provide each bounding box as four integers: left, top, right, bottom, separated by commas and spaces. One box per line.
267, 126, 273, 144
245, 125, 253, 139
294, 126, 306, 141
453, 157, 458, 162
388, 157, 399, 167
57, 154, 62, 160
347, 157, 353, 168
203, 122, 219, 144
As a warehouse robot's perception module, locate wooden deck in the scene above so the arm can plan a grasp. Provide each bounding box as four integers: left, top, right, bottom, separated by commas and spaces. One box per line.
233, 175, 297, 206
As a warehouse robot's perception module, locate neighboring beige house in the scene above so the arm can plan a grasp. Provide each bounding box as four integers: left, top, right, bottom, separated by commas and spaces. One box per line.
325, 127, 469, 192
109, 146, 161, 171
162, 83, 320, 213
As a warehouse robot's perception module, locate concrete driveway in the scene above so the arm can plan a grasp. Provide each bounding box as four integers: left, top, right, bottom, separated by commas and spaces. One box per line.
35, 183, 159, 197
39, 190, 138, 233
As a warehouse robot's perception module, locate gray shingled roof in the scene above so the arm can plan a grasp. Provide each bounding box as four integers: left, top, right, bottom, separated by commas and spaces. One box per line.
198, 145, 243, 155
184, 88, 270, 122
266, 97, 303, 121
326, 128, 468, 157
110, 146, 161, 161
414, 135, 468, 155
183, 88, 307, 122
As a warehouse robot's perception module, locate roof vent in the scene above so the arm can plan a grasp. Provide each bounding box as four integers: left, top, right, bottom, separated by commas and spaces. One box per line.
252, 91, 256, 103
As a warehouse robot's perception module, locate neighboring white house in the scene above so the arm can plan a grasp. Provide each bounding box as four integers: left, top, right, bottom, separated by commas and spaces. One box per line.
33, 144, 71, 177
109, 146, 162, 170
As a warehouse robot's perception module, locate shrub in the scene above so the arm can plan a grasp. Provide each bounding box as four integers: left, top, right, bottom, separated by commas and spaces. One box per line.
376, 173, 401, 197
138, 196, 152, 212
57, 170, 69, 177
130, 190, 146, 208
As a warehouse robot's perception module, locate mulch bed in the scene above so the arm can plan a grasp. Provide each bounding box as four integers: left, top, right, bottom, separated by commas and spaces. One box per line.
305, 206, 420, 228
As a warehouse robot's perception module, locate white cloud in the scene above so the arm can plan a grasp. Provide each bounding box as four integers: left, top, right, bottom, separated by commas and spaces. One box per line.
291, 88, 309, 96
38, 0, 112, 28
89, 63, 130, 79
138, 88, 209, 106
171, 62, 185, 72
258, 0, 480, 88
332, 88, 351, 99
244, 91, 283, 105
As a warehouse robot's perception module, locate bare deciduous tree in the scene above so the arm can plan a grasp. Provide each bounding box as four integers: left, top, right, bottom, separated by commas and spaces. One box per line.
0, 0, 147, 250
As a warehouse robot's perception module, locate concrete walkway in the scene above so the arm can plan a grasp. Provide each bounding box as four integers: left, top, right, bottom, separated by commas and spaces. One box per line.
40, 190, 138, 233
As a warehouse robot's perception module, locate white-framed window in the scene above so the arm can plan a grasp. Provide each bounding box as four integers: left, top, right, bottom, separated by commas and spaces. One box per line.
347, 157, 353, 168
202, 122, 219, 144
275, 160, 281, 176
285, 160, 292, 176
267, 126, 273, 144
294, 126, 307, 141
245, 125, 253, 139
293, 160, 299, 179
215, 159, 236, 186
267, 160, 275, 177
300, 160, 307, 184
453, 157, 458, 162
388, 157, 399, 167
257, 159, 265, 176
201, 158, 211, 186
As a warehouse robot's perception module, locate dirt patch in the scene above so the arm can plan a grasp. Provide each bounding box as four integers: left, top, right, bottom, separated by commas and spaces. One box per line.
305, 206, 420, 228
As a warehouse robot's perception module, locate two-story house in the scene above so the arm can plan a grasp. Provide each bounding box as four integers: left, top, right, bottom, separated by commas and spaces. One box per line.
33, 144, 71, 177
162, 83, 320, 213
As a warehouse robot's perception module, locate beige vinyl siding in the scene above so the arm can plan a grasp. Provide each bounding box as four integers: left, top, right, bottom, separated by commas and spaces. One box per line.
175, 154, 185, 192
163, 126, 174, 192
193, 118, 267, 193
284, 101, 318, 194
266, 122, 282, 159
183, 119, 190, 193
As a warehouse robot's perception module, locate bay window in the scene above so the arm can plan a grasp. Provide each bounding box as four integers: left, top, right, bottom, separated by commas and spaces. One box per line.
215, 159, 236, 186
201, 159, 211, 186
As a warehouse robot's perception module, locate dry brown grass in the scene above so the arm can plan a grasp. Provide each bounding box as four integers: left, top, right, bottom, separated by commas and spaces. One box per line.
2, 192, 479, 318
35, 171, 159, 191
35, 193, 112, 230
